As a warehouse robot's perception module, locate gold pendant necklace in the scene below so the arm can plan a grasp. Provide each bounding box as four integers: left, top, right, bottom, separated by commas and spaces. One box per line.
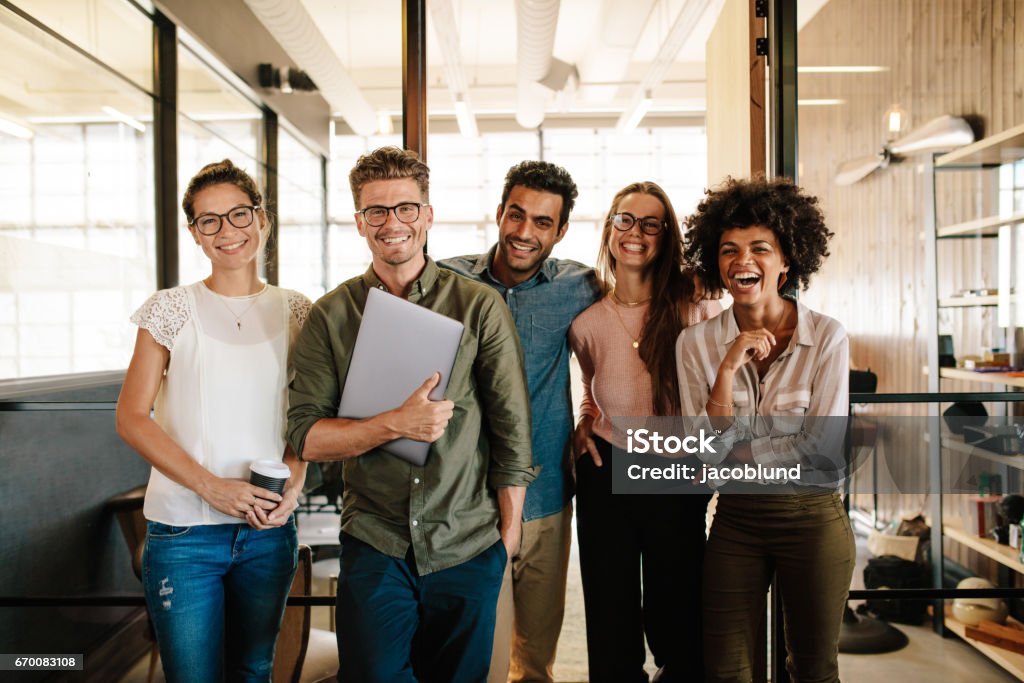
611, 288, 652, 308
609, 296, 645, 349
207, 281, 266, 331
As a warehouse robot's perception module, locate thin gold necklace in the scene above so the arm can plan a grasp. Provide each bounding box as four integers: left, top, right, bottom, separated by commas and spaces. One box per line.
609, 296, 646, 349
611, 288, 652, 307
206, 280, 266, 331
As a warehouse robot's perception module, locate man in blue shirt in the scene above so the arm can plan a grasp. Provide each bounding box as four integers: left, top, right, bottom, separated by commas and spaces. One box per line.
440, 161, 600, 683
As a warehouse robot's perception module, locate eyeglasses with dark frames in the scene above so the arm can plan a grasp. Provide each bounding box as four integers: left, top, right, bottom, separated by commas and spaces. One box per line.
190, 205, 260, 235
359, 202, 427, 228
611, 212, 665, 235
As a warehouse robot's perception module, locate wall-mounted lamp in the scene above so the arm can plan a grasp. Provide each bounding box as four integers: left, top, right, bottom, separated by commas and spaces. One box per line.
884, 105, 906, 137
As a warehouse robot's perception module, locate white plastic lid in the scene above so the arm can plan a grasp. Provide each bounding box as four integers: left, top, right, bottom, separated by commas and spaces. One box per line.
250, 460, 290, 478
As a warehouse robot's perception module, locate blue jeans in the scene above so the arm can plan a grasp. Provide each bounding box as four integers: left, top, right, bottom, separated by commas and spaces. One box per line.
142, 518, 298, 683
336, 533, 507, 683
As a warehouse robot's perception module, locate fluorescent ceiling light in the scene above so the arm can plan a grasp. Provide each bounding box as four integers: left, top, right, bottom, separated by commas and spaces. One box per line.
0, 116, 33, 139
189, 113, 263, 122
798, 66, 888, 73
454, 96, 479, 138
617, 90, 653, 133
102, 106, 146, 132
798, 99, 845, 106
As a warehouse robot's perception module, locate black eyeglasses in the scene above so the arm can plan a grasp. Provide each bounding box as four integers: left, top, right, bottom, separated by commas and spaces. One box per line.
359, 202, 427, 228
190, 205, 260, 235
611, 212, 665, 236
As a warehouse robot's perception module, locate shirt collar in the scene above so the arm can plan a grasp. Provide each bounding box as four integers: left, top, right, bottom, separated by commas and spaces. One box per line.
477, 245, 553, 289
720, 299, 816, 352
361, 256, 440, 302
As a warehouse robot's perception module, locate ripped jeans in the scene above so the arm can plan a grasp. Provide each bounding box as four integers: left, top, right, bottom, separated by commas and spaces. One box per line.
142, 518, 298, 683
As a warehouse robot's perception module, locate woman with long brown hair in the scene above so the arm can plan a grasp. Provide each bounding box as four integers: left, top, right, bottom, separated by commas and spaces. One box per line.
569, 181, 718, 682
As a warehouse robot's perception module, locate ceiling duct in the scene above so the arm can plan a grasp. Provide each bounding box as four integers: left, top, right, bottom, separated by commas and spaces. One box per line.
243, 0, 376, 136
515, 0, 561, 129
430, 0, 478, 137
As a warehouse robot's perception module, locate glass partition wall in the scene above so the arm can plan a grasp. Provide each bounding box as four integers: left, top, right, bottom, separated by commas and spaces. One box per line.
0, 2, 156, 378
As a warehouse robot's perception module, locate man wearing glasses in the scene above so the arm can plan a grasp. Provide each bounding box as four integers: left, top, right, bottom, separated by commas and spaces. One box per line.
441, 161, 601, 683
287, 146, 535, 682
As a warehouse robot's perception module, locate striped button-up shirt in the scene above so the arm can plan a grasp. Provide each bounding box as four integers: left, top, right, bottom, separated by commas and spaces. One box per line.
675, 301, 849, 487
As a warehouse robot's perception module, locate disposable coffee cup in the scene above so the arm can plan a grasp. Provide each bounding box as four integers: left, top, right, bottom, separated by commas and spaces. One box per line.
249, 460, 290, 496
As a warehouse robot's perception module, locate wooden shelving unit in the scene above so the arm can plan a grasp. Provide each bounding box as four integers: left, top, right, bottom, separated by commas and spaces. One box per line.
940, 432, 1024, 471
939, 295, 1001, 308
945, 524, 1024, 574
927, 124, 1024, 678
936, 122, 1024, 167
936, 211, 1024, 238
944, 613, 1024, 680
938, 368, 1024, 389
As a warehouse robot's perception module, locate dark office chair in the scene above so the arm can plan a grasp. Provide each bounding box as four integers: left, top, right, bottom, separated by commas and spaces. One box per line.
106, 485, 158, 683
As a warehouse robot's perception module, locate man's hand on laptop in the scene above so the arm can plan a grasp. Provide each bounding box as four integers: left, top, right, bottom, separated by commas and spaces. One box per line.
391, 372, 455, 442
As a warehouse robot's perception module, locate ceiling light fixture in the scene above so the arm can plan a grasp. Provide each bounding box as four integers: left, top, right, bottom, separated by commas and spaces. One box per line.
102, 106, 145, 132
618, 90, 653, 133
0, 116, 33, 139
798, 66, 888, 73
454, 96, 479, 138
798, 99, 845, 106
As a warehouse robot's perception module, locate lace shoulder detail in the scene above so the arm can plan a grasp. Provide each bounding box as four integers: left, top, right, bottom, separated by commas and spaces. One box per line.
285, 289, 313, 328
130, 287, 191, 351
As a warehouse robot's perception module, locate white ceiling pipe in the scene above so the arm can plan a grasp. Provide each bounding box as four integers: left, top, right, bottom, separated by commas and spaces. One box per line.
515, 0, 561, 129
615, 0, 718, 132
430, 0, 478, 136
243, 0, 376, 136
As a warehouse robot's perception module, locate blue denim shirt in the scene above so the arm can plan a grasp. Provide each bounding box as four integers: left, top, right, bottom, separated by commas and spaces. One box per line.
440, 248, 601, 521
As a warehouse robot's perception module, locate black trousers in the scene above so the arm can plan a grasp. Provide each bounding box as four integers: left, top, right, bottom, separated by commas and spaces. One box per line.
576, 435, 711, 683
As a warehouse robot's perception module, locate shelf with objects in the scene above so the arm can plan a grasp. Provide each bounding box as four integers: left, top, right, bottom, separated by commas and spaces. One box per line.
924, 121, 1024, 677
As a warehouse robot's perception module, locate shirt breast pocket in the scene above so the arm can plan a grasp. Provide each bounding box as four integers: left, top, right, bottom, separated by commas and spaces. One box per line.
529, 313, 570, 353
774, 387, 811, 415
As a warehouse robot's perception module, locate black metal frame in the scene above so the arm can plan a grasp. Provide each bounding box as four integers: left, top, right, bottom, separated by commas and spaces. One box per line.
153, 10, 178, 290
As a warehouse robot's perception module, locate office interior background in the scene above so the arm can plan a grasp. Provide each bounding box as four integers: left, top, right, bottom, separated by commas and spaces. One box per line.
2, 0, 1024, 681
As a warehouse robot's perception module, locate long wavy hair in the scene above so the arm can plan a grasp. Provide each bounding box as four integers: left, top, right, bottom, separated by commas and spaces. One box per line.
596, 181, 694, 416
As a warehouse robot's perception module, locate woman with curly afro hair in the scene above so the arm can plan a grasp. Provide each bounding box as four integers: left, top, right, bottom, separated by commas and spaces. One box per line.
676, 176, 854, 683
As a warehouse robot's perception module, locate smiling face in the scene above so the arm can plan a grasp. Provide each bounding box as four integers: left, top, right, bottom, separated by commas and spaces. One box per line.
188, 182, 265, 272
492, 185, 566, 286
718, 224, 790, 305
355, 177, 432, 271
607, 192, 663, 275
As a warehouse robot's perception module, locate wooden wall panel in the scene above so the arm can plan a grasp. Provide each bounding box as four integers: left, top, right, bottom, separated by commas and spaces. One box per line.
797, 0, 1024, 525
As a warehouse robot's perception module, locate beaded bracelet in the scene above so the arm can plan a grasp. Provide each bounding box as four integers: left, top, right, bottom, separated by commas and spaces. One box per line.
707, 396, 734, 409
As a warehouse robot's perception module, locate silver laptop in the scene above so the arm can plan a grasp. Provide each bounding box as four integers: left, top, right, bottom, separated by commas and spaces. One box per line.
337, 286, 465, 465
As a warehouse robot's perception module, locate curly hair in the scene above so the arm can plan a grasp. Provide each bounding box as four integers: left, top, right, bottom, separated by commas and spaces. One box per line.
683, 176, 833, 294
349, 146, 430, 208
182, 159, 263, 224
500, 160, 578, 229
597, 181, 694, 416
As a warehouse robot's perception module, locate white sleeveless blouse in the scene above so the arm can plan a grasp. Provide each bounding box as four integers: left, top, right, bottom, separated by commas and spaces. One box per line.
131, 281, 311, 526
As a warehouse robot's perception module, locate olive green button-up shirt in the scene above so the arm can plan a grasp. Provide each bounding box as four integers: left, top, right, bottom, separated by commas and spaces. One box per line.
287, 258, 536, 574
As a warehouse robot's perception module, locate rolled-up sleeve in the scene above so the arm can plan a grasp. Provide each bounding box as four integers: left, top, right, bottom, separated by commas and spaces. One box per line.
474, 291, 537, 489
287, 304, 341, 459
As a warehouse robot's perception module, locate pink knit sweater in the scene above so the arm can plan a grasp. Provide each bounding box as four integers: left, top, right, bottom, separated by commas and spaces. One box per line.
569, 295, 719, 448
